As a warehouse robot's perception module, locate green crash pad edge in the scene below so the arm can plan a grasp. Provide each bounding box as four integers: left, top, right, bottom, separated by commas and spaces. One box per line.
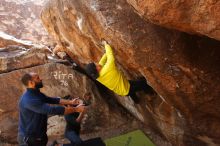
104, 130, 155, 146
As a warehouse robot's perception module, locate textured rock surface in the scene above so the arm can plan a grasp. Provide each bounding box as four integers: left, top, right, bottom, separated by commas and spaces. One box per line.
0, 31, 37, 48
127, 0, 220, 41
0, 47, 48, 73
41, 0, 220, 145
0, 32, 50, 73
0, 63, 140, 145
0, 0, 51, 44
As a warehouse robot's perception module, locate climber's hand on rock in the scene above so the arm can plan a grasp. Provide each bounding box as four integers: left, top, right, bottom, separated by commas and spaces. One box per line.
101, 38, 108, 46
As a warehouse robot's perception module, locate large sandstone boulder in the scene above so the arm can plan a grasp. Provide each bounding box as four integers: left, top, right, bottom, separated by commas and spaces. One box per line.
0, 0, 51, 44
127, 0, 220, 41
41, 0, 220, 145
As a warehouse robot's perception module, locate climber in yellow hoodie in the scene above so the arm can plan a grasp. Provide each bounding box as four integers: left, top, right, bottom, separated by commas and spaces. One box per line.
85, 40, 153, 103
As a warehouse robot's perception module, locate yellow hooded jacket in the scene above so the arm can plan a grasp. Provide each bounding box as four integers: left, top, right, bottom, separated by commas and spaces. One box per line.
97, 44, 130, 96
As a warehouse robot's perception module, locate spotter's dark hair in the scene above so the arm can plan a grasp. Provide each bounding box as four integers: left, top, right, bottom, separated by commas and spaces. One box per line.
21, 73, 33, 86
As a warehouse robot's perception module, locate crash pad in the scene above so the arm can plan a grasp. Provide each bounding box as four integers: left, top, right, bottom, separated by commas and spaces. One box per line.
104, 130, 155, 146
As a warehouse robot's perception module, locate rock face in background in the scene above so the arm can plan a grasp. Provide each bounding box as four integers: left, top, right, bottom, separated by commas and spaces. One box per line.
41, 0, 220, 145
0, 0, 51, 44
0, 32, 50, 73
0, 31, 34, 48
127, 0, 220, 41
0, 47, 48, 73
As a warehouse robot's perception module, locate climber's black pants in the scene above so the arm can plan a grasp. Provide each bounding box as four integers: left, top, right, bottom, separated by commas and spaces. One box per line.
127, 79, 152, 103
